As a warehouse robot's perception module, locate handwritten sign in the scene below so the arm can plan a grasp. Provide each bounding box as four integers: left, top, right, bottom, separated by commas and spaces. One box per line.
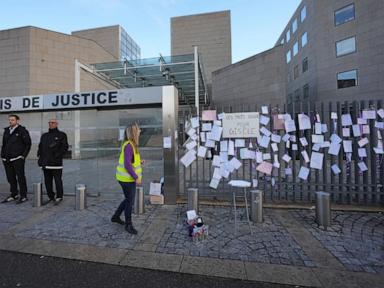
222, 112, 260, 138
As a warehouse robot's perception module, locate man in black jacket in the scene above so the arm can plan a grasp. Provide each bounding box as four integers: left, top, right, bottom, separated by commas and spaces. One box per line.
37, 119, 68, 205
1, 114, 32, 204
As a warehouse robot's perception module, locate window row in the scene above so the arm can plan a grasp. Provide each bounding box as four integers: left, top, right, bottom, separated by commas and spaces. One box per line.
286, 32, 308, 63
284, 5, 306, 44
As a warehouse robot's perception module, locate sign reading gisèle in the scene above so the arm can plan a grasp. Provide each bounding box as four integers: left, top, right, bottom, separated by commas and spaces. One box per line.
222, 112, 260, 138
0, 88, 161, 112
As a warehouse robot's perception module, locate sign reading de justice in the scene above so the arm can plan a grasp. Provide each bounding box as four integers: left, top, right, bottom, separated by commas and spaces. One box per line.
0, 90, 119, 112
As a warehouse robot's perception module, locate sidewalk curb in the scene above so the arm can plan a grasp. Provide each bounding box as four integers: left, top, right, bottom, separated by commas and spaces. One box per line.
0, 234, 382, 288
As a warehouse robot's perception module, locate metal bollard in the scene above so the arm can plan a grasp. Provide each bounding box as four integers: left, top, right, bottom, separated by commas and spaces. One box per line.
250, 190, 263, 223
33, 183, 43, 207
134, 186, 145, 214
75, 184, 87, 210
187, 188, 199, 213
315, 191, 331, 230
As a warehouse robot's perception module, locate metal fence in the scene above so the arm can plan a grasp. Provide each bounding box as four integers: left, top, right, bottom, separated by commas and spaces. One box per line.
179, 99, 384, 206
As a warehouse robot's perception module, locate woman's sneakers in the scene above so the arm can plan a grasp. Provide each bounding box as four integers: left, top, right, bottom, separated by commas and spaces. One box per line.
111, 216, 125, 225
125, 224, 138, 235
16, 197, 28, 204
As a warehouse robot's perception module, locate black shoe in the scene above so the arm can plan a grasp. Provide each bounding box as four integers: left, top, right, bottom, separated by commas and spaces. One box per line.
1, 195, 19, 203
43, 198, 55, 205
16, 197, 28, 204
54, 198, 63, 206
125, 224, 138, 235
111, 216, 125, 225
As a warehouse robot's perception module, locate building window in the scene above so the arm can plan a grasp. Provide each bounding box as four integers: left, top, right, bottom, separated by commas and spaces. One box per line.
303, 84, 309, 98
336, 36, 356, 57
337, 69, 358, 89
292, 18, 298, 34
294, 89, 301, 101
294, 65, 299, 79
286, 29, 291, 43
335, 4, 355, 26
301, 6, 307, 22
302, 57, 308, 73
286, 50, 291, 63
301, 32, 308, 47
280, 38, 285, 45
293, 41, 299, 56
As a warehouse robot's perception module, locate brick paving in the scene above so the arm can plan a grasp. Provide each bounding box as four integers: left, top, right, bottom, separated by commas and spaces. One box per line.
156, 205, 313, 267
1, 190, 383, 274
291, 209, 384, 273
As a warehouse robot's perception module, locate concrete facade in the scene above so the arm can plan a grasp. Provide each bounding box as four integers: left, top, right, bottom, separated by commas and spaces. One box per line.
211, 0, 384, 105
212, 46, 286, 106
171, 11, 232, 89
277, 0, 384, 103
0, 26, 118, 98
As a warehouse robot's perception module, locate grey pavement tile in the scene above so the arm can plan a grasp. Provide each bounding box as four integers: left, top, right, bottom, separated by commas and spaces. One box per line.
291, 209, 384, 274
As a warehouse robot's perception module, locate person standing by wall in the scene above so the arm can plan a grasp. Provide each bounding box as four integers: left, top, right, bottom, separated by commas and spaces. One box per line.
37, 119, 68, 205
1, 114, 31, 204
112, 123, 143, 234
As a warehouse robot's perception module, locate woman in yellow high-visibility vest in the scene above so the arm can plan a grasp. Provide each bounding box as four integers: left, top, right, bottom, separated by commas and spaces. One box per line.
111, 123, 143, 234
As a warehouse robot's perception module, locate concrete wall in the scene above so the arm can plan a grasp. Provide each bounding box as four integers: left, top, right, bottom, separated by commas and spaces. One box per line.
71, 25, 120, 60
0, 27, 31, 97
212, 46, 286, 106
171, 11, 232, 86
0, 26, 117, 98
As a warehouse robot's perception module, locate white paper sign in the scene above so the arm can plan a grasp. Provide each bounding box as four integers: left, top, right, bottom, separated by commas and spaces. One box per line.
358, 161, 368, 172
191, 117, 199, 128
260, 115, 270, 126
331, 164, 341, 175
282, 154, 291, 163
259, 135, 270, 148
298, 166, 310, 180
299, 137, 308, 147
358, 137, 369, 147
180, 150, 196, 168
310, 152, 324, 170
362, 110, 376, 120
235, 139, 245, 147
328, 142, 341, 156
352, 125, 361, 137
285, 119, 296, 133
202, 123, 212, 132
222, 112, 260, 138
341, 114, 353, 126
163, 137, 172, 149
271, 134, 281, 143
358, 148, 367, 158
343, 140, 353, 153
197, 146, 207, 158
301, 150, 310, 163
298, 114, 311, 130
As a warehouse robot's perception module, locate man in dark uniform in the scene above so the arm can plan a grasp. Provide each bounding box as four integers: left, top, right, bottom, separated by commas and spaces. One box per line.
1, 114, 31, 204
37, 119, 68, 205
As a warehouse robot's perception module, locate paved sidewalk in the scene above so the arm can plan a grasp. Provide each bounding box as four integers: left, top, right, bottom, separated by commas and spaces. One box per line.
0, 191, 383, 287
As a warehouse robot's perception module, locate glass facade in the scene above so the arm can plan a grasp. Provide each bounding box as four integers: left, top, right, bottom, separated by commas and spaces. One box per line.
120, 27, 141, 61
337, 69, 358, 89
335, 4, 355, 26
336, 36, 356, 57
0, 108, 163, 195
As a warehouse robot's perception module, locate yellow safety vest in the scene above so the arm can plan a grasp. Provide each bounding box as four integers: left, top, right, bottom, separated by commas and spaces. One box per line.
115, 140, 142, 182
